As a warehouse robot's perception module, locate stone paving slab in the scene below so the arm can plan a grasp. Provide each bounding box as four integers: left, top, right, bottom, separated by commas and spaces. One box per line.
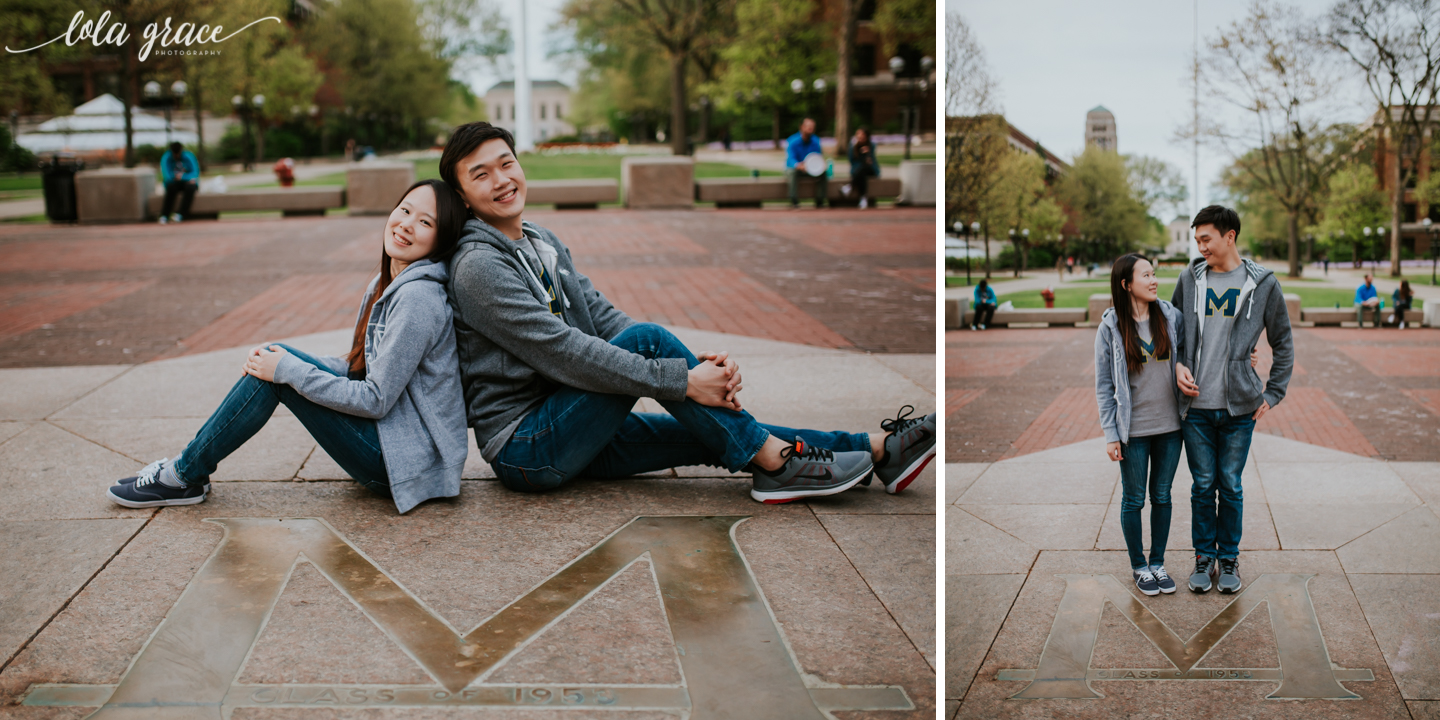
947, 431, 1440, 718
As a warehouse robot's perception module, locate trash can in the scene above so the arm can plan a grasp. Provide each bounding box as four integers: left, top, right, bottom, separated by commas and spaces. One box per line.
40, 154, 83, 223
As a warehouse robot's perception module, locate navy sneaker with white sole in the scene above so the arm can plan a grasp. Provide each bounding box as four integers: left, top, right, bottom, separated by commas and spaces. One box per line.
107, 458, 208, 508
115, 458, 210, 492
869, 406, 936, 494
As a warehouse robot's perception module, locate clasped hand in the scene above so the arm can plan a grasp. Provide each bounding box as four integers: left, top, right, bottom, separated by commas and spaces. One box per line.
242, 344, 287, 382
687, 351, 744, 411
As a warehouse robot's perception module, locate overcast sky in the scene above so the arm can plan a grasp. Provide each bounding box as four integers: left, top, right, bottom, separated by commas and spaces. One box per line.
947, 0, 1370, 218
455, 0, 579, 99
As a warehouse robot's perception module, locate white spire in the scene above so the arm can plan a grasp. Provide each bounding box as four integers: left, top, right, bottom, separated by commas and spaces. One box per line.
513, 1, 534, 153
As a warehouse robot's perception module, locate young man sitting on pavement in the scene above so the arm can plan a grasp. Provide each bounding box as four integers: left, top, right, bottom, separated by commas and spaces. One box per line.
439, 122, 935, 503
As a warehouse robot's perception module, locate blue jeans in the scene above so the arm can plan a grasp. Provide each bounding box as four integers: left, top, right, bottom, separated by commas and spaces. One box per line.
1182, 408, 1254, 561
1118, 430, 1181, 570
493, 323, 871, 493
172, 345, 390, 497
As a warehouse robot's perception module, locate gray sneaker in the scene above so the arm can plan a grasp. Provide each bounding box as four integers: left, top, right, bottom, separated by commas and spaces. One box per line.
750, 438, 873, 504
1189, 555, 1216, 593
1217, 558, 1242, 594
116, 458, 210, 492
871, 405, 936, 494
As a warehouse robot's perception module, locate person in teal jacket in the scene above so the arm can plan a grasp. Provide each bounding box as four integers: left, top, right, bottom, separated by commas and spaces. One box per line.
159, 141, 200, 224
972, 279, 997, 330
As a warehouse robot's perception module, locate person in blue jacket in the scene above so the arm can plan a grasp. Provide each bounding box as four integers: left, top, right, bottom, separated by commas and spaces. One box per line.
972, 278, 997, 330
1355, 273, 1382, 328
785, 118, 827, 209
158, 141, 200, 224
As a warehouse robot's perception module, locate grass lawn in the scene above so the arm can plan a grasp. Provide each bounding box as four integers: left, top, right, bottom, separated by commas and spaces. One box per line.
0, 174, 43, 192
993, 283, 1424, 310
878, 152, 935, 166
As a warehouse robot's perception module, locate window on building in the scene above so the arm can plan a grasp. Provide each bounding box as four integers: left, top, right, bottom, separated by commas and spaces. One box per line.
510, 104, 514, 120
1093, 125, 1106, 132
857, 0, 875, 21
540, 103, 546, 120
1404, 235, 1416, 253
556, 103, 563, 119
495, 106, 502, 122
853, 99, 875, 127
855, 44, 876, 76
1405, 202, 1418, 222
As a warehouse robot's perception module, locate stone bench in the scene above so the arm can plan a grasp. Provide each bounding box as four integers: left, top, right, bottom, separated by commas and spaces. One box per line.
146, 186, 344, 220
527, 179, 619, 209
694, 176, 902, 208
944, 297, 1086, 327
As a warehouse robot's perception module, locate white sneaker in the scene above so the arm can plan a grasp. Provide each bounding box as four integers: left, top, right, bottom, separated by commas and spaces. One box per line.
171, 214, 182, 223
979, 324, 986, 330
859, 197, 869, 209
157, 216, 168, 225
1400, 321, 1406, 329
841, 183, 852, 195
1387, 314, 1395, 324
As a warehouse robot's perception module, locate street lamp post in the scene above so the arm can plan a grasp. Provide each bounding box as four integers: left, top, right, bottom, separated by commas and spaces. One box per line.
887, 55, 932, 160
954, 220, 980, 286
231, 93, 265, 171
145, 80, 188, 145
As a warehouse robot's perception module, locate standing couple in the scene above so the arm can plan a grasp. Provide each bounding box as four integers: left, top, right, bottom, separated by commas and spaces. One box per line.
1095, 205, 1293, 597
106, 122, 936, 513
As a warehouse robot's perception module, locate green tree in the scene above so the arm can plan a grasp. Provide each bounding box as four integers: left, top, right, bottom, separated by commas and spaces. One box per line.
872, 0, 935, 55
1058, 145, 1151, 262
0, 0, 87, 117
1125, 155, 1189, 221
1313, 164, 1386, 267
945, 114, 1009, 277
712, 0, 832, 148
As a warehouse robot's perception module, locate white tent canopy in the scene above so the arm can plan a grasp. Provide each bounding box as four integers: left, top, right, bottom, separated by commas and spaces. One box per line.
18, 94, 198, 153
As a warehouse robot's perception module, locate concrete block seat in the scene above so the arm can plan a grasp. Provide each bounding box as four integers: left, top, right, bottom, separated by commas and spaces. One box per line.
145, 186, 344, 220
945, 297, 1086, 327
526, 179, 619, 209
694, 176, 902, 208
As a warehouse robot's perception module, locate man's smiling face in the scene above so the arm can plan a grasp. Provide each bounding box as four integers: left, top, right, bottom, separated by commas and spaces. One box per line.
455, 137, 526, 229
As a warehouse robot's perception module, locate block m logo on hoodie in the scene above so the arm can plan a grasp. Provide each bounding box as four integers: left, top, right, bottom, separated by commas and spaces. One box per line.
1207, 287, 1241, 317
1139, 336, 1168, 363
23, 516, 911, 719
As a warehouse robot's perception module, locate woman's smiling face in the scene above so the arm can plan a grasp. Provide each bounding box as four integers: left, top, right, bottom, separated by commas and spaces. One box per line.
384, 185, 439, 264
1129, 258, 1158, 303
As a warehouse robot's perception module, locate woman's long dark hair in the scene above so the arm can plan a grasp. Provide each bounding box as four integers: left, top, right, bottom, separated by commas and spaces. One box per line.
346, 179, 469, 373
1110, 253, 1171, 376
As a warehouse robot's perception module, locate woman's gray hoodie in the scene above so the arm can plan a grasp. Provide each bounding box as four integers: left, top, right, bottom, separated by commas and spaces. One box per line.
446, 217, 690, 462
273, 259, 468, 513
1094, 299, 1184, 445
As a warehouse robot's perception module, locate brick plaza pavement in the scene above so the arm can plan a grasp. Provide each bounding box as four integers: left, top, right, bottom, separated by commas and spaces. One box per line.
0, 206, 935, 368
947, 326, 1440, 463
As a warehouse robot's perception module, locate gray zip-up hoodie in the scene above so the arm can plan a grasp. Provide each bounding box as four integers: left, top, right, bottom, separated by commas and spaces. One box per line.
446, 217, 690, 461
1094, 299, 1184, 445
274, 260, 468, 513
1170, 257, 1294, 419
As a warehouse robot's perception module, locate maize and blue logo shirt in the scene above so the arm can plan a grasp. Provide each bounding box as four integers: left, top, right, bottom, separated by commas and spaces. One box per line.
1194, 265, 1247, 410
1128, 318, 1181, 437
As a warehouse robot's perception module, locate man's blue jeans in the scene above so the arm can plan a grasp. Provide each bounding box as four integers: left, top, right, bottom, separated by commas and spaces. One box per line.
172, 345, 390, 496
1118, 430, 1181, 570
493, 323, 871, 493
1182, 408, 1254, 561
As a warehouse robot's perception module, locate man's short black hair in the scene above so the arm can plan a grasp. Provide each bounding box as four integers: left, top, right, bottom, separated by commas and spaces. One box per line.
439, 122, 516, 191
1191, 205, 1241, 239
169, 141, 183, 154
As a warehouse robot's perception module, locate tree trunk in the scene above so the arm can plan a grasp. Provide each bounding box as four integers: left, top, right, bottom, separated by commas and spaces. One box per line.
698, 103, 710, 147
1286, 210, 1301, 278
834, 0, 857, 160
982, 222, 992, 278
122, 51, 136, 168
669, 50, 688, 155
1393, 140, 1404, 276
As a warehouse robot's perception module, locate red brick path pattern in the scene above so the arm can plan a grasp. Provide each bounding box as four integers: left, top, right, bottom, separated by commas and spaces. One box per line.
875, 267, 936, 292
946, 344, 1049, 378
946, 388, 986, 418
1256, 387, 1380, 457
1002, 387, 1103, 459
166, 272, 375, 357
0, 234, 272, 272
0, 281, 153, 341
1336, 345, 1440, 377
756, 222, 933, 256
526, 213, 710, 257
584, 268, 851, 348
1401, 388, 1440, 416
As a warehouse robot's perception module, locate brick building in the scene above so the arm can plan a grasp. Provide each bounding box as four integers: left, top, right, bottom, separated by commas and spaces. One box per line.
1366, 106, 1439, 258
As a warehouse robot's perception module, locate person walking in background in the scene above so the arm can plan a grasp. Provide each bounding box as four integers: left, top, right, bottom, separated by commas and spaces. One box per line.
1172, 205, 1293, 595
1096, 254, 1185, 596
847, 127, 880, 209
158, 141, 199, 225
785, 118, 827, 209
972, 278, 997, 330
1356, 274, 1382, 328
1390, 279, 1414, 329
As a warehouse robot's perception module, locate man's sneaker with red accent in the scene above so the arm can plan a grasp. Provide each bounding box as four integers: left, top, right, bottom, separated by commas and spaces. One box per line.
871, 405, 936, 494
749, 438, 873, 504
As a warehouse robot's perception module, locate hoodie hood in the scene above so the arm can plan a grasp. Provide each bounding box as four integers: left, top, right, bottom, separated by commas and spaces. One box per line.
454, 216, 570, 311
375, 258, 448, 304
